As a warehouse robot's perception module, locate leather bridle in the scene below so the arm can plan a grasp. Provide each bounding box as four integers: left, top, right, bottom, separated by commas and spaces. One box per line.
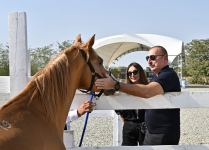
79, 50, 104, 98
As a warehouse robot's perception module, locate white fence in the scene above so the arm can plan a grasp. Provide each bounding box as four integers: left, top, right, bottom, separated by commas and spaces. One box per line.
71, 90, 209, 150
71, 144, 209, 150
1, 11, 209, 150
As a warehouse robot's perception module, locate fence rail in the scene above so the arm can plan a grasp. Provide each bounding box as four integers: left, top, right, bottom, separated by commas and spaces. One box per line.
71, 91, 209, 110
71, 144, 209, 150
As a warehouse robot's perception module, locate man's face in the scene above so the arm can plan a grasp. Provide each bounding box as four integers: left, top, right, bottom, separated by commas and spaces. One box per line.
147, 47, 167, 74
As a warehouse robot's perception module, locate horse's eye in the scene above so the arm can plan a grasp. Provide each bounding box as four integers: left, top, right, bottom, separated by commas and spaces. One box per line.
98, 57, 103, 65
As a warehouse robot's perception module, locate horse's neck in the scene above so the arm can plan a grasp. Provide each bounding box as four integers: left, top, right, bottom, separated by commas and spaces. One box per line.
0, 50, 85, 138
51, 58, 85, 136
49, 52, 87, 131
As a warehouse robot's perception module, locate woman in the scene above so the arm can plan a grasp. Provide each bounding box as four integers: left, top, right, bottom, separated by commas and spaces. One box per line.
115, 62, 148, 146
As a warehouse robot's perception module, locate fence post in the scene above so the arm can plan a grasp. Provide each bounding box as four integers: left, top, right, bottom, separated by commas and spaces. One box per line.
64, 130, 75, 149
113, 112, 123, 146
8, 12, 30, 98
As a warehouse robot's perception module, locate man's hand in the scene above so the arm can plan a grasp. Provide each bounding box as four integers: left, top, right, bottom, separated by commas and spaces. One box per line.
95, 75, 116, 90
77, 100, 95, 117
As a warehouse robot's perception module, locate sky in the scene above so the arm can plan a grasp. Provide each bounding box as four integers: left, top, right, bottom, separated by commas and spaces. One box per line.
1, 0, 209, 68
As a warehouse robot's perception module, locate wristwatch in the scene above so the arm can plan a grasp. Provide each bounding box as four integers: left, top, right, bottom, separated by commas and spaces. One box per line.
114, 81, 120, 91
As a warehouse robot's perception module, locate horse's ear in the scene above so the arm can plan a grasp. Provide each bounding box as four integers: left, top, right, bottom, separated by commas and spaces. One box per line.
86, 34, 95, 49
74, 34, 82, 44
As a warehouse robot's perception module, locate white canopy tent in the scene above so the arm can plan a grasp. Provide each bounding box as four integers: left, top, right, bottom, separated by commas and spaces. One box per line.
93, 34, 183, 67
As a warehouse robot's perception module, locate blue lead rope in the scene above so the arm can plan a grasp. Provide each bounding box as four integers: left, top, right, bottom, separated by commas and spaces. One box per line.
78, 91, 95, 147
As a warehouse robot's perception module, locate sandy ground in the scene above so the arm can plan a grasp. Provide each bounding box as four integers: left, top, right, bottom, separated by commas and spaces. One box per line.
71, 107, 209, 147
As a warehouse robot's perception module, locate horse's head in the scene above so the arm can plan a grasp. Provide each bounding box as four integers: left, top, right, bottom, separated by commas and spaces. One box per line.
70, 34, 107, 93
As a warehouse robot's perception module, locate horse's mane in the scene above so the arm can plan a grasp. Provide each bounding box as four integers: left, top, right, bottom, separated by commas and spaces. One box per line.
2, 45, 81, 120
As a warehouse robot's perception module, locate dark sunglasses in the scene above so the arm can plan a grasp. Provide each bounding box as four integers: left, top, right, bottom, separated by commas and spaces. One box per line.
127, 70, 138, 76
146, 55, 164, 61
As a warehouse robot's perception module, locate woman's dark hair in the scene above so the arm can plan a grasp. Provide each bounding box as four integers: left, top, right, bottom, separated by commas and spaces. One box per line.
126, 62, 148, 84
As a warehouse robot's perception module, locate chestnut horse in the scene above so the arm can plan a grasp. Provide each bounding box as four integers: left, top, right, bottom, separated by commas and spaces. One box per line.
0, 35, 107, 150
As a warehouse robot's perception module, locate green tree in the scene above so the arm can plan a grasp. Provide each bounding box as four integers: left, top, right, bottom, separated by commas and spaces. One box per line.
57, 40, 72, 52
30, 40, 72, 75
0, 40, 73, 76
0, 44, 9, 76
110, 67, 121, 79
184, 39, 209, 84
30, 44, 57, 75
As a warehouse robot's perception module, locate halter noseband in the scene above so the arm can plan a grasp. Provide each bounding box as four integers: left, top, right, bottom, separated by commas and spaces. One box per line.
79, 50, 104, 98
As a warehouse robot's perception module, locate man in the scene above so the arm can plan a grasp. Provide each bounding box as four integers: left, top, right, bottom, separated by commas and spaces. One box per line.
65, 100, 94, 130
95, 46, 181, 145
